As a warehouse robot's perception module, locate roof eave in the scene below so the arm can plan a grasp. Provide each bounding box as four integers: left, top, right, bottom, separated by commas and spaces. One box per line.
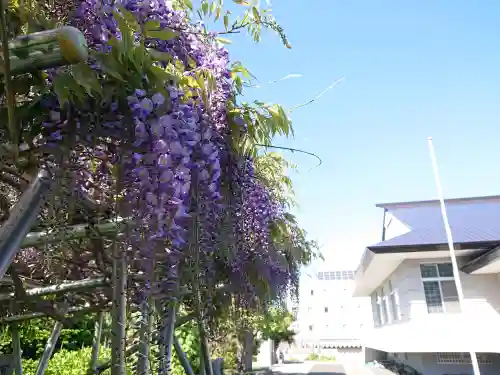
375, 194, 500, 209
461, 244, 500, 274
367, 241, 497, 254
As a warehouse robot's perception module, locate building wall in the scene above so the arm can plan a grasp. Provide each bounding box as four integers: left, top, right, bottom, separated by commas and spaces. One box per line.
294, 270, 371, 347
393, 352, 500, 375
364, 257, 500, 353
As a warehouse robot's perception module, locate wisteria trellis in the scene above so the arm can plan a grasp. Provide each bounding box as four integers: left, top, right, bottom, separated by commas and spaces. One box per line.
0, 0, 316, 374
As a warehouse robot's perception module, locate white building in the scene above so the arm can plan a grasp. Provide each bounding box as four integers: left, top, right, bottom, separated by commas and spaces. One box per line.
354, 195, 500, 375
290, 264, 371, 362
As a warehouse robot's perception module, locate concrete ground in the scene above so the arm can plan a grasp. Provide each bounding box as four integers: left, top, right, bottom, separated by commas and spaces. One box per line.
270, 361, 373, 375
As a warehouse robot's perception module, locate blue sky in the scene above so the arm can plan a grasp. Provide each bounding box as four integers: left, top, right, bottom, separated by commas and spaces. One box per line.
223, 1, 500, 268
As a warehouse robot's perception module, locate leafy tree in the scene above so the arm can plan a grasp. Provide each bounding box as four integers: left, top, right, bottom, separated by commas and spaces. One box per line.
256, 307, 296, 346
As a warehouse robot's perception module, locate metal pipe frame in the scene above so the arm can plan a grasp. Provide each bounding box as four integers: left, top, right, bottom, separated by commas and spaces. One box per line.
96, 313, 197, 374
158, 301, 177, 375
110, 241, 127, 375
11, 323, 22, 375
0, 169, 52, 279
34, 321, 63, 375
173, 335, 195, 375
88, 312, 104, 375
137, 299, 152, 375
0, 305, 110, 324
21, 217, 128, 248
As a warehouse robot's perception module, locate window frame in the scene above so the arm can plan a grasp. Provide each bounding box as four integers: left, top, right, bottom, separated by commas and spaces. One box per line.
420, 262, 459, 314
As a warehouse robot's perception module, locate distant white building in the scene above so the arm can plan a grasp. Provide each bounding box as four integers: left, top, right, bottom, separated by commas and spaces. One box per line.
354, 195, 500, 375
290, 265, 371, 363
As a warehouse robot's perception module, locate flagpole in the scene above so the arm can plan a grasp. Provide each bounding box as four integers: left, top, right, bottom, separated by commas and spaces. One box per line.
427, 137, 481, 375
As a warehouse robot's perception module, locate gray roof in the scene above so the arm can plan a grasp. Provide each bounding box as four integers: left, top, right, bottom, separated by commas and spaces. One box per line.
369, 196, 500, 249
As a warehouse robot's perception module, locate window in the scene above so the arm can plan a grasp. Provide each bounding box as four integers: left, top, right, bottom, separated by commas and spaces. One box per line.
388, 280, 400, 321
310, 289, 314, 296
308, 325, 313, 331
372, 292, 381, 326
307, 307, 312, 312
420, 263, 460, 314
436, 353, 492, 365
324, 306, 329, 313
379, 288, 388, 324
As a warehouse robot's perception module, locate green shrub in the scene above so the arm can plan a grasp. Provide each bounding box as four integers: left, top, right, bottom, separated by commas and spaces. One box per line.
305, 353, 319, 361
304, 353, 335, 362
21, 346, 135, 375
318, 354, 335, 362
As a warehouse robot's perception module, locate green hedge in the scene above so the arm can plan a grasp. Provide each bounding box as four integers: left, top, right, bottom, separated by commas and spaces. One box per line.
21, 347, 134, 375
304, 353, 335, 362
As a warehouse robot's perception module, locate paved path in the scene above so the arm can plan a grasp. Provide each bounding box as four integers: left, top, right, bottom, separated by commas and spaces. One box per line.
271, 362, 348, 375
270, 362, 377, 375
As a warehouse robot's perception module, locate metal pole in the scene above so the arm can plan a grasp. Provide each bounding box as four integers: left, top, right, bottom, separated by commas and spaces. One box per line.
88, 312, 104, 374
158, 301, 177, 375
137, 298, 152, 375
110, 241, 127, 375
0, 169, 52, 279
35, 321, 63, 375
427, 137, 481, 375
173, 336, 195, 375
12, 323, 23, 375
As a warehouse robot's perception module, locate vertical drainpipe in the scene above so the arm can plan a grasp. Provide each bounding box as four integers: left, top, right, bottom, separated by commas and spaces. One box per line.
381, 208, 388, 241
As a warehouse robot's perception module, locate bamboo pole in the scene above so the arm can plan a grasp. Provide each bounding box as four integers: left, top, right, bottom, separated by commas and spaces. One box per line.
0, 277, 108, 301
21, 217, 128, 248
0, 305, 110, 323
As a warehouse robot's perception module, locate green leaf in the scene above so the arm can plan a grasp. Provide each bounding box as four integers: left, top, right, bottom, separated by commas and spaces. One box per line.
71, 63, 102, 97
201, 1, 209, 15
132, 42, 146, 72
223, 14, 229, 30
143, 20, 161, 32
52, 74, 71, 106
216, 37, 232, 44
148, 65, 175, 85
181, 75, 199, 88
252, 7, 261, 23
147, 49, 174, 63
145, 28, 180, 41
113, 11, 134, 49
94, 53, 127, 82
115, 5, 140, 32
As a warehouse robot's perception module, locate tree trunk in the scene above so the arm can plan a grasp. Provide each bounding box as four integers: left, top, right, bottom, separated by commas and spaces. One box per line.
241, 330, 253, 372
